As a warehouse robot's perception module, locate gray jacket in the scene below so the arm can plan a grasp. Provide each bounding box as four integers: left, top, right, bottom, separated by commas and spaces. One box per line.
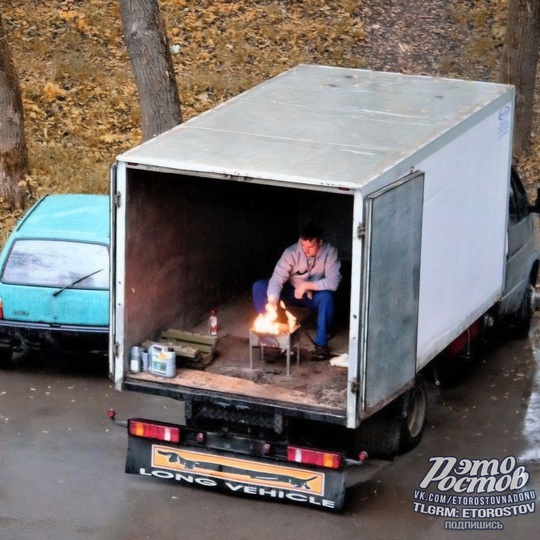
267, 240, 341, 299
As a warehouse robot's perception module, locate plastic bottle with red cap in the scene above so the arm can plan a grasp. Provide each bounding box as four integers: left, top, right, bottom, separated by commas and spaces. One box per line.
208, 309, 218, 336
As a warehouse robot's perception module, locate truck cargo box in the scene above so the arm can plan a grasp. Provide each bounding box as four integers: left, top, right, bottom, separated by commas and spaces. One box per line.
111, 64, 515, 430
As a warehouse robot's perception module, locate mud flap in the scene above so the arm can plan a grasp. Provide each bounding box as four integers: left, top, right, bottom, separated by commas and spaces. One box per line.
126, 437, 347, 510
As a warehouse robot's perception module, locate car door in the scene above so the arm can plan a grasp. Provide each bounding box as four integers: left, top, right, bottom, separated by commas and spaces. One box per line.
501, 168, 536, 314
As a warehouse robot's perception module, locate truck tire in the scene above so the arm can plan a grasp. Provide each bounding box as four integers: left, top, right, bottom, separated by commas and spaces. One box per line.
0, 349, 13, 368
399, 378, 428, 454
356, 378, 428, 459
513, 284, 534, 339
356, 409, 402, 459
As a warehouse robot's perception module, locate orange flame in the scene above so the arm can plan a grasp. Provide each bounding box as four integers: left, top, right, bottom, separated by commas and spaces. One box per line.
253, 302, 279, 334
252, 301, 297, 335
280, 301, 297, 333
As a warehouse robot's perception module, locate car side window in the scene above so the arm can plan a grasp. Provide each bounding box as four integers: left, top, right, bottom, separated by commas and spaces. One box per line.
509, 184, 518, 225
510, 169, 530, 223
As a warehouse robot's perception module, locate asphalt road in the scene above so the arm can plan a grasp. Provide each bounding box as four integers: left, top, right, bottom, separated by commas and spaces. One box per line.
1, 322, 539, 540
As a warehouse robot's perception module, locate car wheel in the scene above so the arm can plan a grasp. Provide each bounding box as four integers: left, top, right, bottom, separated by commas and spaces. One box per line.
0, 349, 14, 368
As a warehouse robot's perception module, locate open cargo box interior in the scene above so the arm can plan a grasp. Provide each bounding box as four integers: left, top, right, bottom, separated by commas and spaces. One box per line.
123, 169, 354, 412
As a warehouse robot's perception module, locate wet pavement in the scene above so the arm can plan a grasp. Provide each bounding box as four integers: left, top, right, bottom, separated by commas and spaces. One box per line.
0, 322, 539, 540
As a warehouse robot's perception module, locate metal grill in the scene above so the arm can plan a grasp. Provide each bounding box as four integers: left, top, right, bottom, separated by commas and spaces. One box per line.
248, 325, 301, 375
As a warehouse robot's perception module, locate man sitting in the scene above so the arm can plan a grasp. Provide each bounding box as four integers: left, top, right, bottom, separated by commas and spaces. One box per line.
252, 223, 341, 359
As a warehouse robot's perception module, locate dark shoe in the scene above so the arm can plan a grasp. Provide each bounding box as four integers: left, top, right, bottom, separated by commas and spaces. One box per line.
311, 345, 330, 361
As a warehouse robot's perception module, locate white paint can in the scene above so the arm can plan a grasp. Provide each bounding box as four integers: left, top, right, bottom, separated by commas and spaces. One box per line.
130, 346, 142, 373
149, 345, 176, 378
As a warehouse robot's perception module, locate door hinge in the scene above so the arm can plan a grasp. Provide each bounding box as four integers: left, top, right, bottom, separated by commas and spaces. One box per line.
114, 192, 121, 208
350, 380, 360, 394
114, 342, 120, 356
357, 224, 366, 238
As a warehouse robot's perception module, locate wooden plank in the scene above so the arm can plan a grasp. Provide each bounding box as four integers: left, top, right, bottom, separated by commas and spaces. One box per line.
162, 328, 218, 347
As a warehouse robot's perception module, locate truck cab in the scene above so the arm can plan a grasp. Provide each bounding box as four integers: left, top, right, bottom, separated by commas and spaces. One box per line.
500, 167, 540, 335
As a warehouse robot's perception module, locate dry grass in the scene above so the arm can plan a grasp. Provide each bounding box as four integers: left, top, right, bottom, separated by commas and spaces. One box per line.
1, 0, 365, 242
455, 0, 540, 186
1, 0, 538, 242
448, 0, 505, 79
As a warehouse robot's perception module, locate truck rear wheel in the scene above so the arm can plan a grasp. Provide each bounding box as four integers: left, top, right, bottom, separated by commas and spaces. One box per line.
356, 378, 428, 459
512, 284, 534, 339
399, 378, 428, 453
355, 410, 402, 459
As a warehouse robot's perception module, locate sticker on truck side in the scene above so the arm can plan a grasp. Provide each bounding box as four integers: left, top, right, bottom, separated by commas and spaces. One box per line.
127, 440, 346, 509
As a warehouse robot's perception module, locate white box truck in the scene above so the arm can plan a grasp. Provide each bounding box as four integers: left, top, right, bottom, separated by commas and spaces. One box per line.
108, 65, 540, 510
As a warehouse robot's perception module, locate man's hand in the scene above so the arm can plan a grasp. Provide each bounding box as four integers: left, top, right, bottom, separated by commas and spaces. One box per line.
294, 282, 313, 299
267, 294, 279, 307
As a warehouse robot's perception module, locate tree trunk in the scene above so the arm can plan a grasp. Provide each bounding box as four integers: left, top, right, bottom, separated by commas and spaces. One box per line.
499, 0, 540, 159
120, 0, 182, 142
0, 12, 28, 210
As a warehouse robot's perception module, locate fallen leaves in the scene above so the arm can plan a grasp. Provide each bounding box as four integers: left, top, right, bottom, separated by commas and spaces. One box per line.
1, 0, 534, 242
42, 82, 68, 102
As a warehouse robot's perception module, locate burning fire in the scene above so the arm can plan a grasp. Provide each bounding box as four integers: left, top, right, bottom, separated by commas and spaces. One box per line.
252, 301, 297, 334
281, 301, 297, 333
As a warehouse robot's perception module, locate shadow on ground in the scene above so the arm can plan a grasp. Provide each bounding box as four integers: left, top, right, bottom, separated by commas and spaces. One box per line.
3, 350, 109, 378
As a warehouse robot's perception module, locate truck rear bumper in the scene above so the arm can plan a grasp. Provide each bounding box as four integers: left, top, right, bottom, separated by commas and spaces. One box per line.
124, 377, 347, 426
126, 433, 347, 510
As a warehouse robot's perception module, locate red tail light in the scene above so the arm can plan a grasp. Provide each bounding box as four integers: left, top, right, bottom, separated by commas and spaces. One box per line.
286, 446, 342, 469
0, 297, 3, 319
129, 420, 180, 443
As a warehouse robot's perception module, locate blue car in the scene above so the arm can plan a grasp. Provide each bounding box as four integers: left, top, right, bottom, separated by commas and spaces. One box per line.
0, 194, 110, 364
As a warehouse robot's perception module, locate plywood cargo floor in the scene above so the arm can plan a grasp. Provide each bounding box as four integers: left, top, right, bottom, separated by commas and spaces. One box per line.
128, 293, 350, 411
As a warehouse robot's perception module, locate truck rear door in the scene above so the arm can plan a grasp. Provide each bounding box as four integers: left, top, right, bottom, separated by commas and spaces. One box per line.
359, 172, 424, 418
109, 164, 118, 381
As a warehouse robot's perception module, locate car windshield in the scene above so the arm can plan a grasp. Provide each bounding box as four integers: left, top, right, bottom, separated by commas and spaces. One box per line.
1, 239, 109, 290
